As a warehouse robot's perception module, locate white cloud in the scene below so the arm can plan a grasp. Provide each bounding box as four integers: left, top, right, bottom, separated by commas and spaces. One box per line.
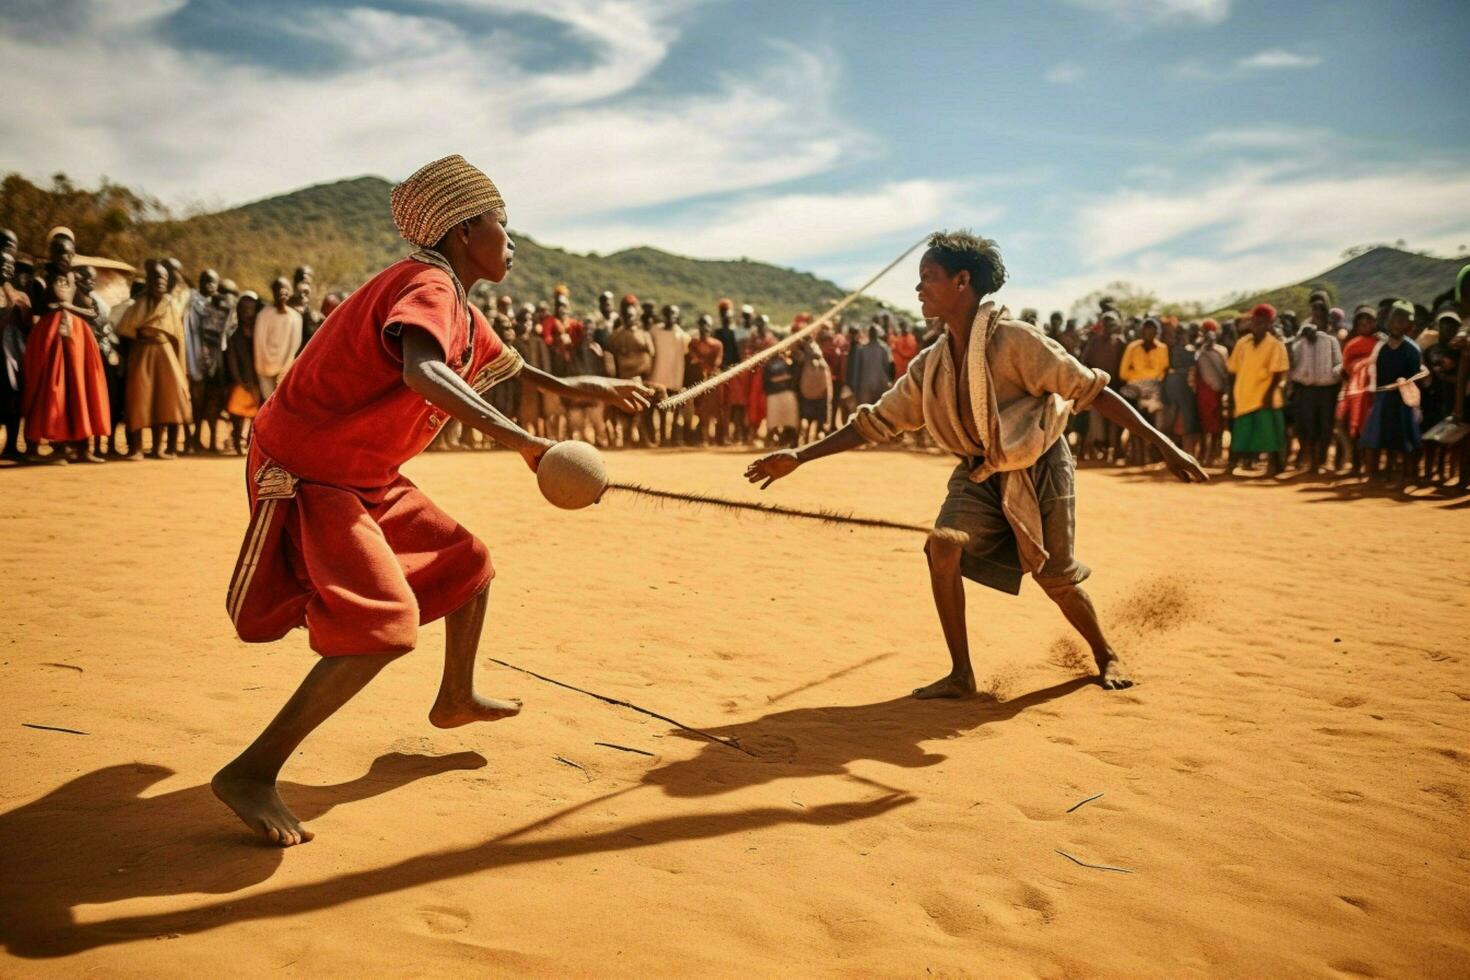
1002, 162, 1470, 313
91, 0, 188, 28
0, 0, 862, 230
1195, 125, 1331, 149
1062, 0, 1230, 26
1044, 62, 1085, 84
1236, 49, 1323, 71
551, 179, 979, 265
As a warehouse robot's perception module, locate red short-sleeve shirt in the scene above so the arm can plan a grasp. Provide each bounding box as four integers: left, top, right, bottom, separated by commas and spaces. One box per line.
252, 259, 521, 488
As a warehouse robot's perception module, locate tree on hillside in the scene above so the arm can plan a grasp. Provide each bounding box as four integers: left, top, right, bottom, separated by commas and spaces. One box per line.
1157, 299, 1207, 320
1069, 281, 1158, 321
1209, 284, 1315, 319
0, 172, 169, 261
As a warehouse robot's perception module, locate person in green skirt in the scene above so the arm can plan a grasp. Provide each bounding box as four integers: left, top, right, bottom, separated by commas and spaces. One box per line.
1226, 303, 1290, 476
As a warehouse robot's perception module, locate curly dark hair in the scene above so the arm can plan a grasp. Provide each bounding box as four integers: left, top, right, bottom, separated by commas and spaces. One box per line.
924, 231, 1007, 297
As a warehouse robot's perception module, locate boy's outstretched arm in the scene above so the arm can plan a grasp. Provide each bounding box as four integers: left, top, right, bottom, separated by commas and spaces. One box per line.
745, 421, 867, 488
1093, 386, 1209, 483
518, 362, 654, 413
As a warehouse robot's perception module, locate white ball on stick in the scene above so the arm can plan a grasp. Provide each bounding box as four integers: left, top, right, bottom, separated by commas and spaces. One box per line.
537, 441, 609, 510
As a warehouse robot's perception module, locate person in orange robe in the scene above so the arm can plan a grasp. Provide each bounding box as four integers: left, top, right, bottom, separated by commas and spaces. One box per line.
890, 321, 920, 377
20, 268, 111, 462
213, 155, 654, 849
744, 314, 776, 439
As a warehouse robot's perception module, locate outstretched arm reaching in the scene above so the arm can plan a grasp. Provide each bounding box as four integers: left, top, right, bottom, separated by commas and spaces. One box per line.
745, 421, 867, 488
518, 362, 655, 414
1093, 386, 1209, 483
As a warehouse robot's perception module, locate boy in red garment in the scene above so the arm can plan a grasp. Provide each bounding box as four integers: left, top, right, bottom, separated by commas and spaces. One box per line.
215, 156, 652, 846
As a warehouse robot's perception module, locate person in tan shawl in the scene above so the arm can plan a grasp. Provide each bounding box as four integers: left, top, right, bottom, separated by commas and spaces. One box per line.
747, 232, 1207, 697
115, 259, 193, 459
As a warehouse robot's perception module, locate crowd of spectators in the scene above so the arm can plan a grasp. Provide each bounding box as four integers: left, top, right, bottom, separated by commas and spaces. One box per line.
2, 224, 1466, 490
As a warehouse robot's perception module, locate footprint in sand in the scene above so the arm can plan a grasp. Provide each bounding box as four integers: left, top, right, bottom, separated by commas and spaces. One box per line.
1011, 882, 1057, 926
974, 881, 1057, 929
1328, 958, 1381, 977
1316, 727, 1378, 739
1420, 783, 1466, 808
918, 890, 984, 938
413, 905, 472, 935
1078, 747, 1133, 769
1012, 802, 1064, 823
1333, 696, 1367, 708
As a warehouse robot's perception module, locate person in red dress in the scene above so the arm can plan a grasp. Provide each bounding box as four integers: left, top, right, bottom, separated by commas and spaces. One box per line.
214, 155, 653, 847
743, 314, 776, 440
20, 267, 111, 462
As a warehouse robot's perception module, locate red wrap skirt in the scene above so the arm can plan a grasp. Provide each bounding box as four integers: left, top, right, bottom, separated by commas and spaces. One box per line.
226, 444, 493, 655
1196, 383, 1225, 435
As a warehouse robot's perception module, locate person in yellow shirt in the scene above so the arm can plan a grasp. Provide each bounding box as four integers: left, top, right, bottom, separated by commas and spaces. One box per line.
1226, 303, 1290, 476
1119, 318, 1169, 383
1119, 317, 1170, 462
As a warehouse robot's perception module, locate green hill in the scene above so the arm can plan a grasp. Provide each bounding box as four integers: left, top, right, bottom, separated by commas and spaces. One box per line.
138, 176, 890, 322
1211, 246, 1467, 318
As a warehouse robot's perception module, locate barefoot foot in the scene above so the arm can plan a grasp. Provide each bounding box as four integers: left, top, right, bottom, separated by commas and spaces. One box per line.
212, 763, 314, 847
1095, 653, 1134, 690
912, 671, 977, 699
429, 694, 523, 729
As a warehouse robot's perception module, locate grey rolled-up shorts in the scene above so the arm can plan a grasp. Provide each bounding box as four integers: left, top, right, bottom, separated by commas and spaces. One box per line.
930, 437, 1090, 597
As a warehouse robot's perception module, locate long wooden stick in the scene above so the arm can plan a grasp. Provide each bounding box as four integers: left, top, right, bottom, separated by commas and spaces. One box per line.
657, 236, 928, 411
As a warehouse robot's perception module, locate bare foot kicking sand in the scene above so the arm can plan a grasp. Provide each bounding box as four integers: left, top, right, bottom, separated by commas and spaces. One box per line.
212, 763, 315, 847
429, 694, 523, 729
912, 671, 977, 699
1095, 652, 1134, 690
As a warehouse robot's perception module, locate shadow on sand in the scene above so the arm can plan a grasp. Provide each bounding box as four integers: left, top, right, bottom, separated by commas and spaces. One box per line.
0, 677, 1092, 958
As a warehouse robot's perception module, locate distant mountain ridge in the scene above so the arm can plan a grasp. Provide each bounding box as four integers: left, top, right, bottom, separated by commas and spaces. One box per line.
145, 176, 888, 322
1212, 246, 1466, 318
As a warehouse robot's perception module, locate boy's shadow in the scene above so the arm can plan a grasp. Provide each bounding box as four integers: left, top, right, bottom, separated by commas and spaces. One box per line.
0, 677, 1089, 959
643, 677, 1093, 797
0, 751, 486, 958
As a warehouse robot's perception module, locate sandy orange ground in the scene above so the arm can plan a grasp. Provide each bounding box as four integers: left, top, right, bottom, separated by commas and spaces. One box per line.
1, 446, 1467, 977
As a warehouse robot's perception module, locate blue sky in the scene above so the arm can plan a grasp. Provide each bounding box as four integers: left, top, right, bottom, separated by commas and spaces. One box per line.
3, 0, 1467, 313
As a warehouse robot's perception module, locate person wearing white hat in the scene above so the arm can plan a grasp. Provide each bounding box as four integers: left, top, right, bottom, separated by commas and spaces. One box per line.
214, 155, 653, 847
